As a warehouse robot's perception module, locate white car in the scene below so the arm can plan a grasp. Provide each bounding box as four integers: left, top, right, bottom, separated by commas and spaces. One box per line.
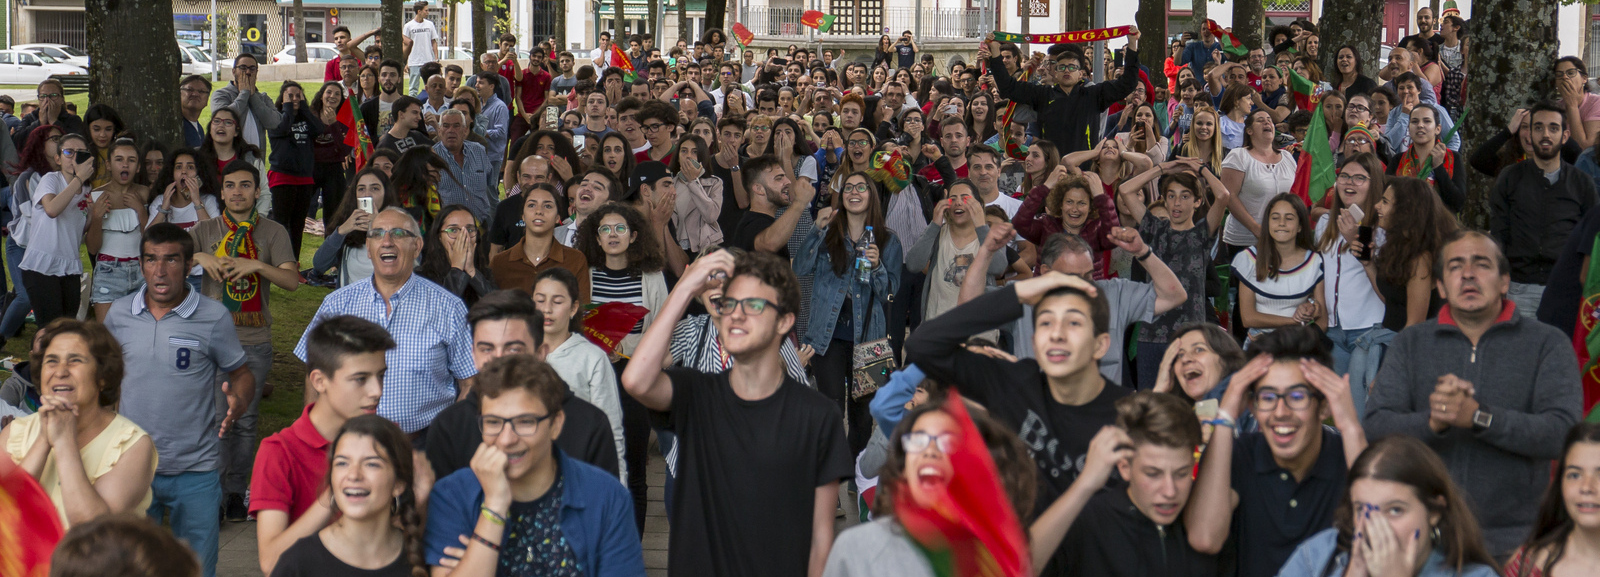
0, 50, 84, 84
12, 43, 87, 68
272, 42, 340, 64
179, 44, 216, 75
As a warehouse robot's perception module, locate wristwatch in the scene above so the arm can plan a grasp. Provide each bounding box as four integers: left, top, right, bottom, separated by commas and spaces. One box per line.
1472, 408, 1493, 432
729, 164, 741, 172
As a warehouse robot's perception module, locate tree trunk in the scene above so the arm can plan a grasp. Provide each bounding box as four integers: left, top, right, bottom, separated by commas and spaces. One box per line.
1459, 0, 1558, 228
1192, 0, 1206, 38
86, 0, 181, 145
677, 0, 688, 43
1061, 0, 1091, 33
705, 0, 726, 35
472, 0, 487, 59
1136, 6, 1165, 86
648, 0, 658, 36
554, 0, 566, 50
1232, 0, 1262, 52
614, 0, 625, 39
293, 0, 308, 62
1316, 0, 1383, 74
446, 1, 456, 53
382, 0, 405, 62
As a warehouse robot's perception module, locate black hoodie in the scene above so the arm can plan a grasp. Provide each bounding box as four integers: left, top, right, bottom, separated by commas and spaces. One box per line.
424, 383, 620, 481
1047, 488, 1218, 577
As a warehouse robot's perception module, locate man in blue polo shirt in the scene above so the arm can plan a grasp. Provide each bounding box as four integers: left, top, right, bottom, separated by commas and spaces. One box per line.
107, 222, 255, 577
1183, 326, 1369, 577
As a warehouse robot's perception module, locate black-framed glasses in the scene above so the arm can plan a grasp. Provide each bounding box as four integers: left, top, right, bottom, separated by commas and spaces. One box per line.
1336, 173, 1370, 184
1253, 385, 1322, 412
901, 431, 957, 454
1558, 68, 1585, 79
641, 122, 667, 133
441, 225, 478, 236
1347, 104, 1370, 113
841, 183, 872, 194
712, 296, 784, 316
848, 139, 871, 147
478, 412, 556, 437
1053, 63, 1083, 73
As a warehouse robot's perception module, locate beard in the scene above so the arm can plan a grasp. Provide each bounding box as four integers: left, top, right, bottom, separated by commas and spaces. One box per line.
1533, 140, 1561, 161
764, 185, 790, 207
381, 82, 398, 95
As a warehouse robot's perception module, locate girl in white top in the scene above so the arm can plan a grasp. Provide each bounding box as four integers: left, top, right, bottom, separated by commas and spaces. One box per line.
1314, 153, 1390, 410
1219, 109, 1298, 249
532, 267, 627, 483
313, 169, 392, 288
20, 133, 94, 327
87, 139, 151, 321
148, 148, 221, 289
1233, 192, 1326, 343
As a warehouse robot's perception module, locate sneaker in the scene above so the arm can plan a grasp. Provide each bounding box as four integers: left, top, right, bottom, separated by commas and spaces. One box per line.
224, 493, 248, 523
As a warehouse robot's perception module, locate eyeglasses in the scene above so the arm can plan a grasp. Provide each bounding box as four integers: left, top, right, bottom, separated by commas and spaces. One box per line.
441, 225, 477, 235
1253, 385, 1322, 412
641, 122, 667, 133
751, 126, 772, 132
478, 412, 556, 437
1347, 104, 1370, 113
711, 296, 784, 316
598, 223, 630, 235
848, 139, 871, 147
368, 227, 418, 240
901, 431, 957, 454
36, 92, 61, 100
213, 119, 236, 128
841, 183, 872, 193
1053, 63, 1083, 73
1558, 68, 1585, 79
1346, 137, 1372, 146
1336, 173, 1370, 184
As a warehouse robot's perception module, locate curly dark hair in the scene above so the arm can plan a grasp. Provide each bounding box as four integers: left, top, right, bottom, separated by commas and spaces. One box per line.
148, 147, 222, 213
574, 201, 664, 273
32, 318, 124, 408
732, 250, 802, 317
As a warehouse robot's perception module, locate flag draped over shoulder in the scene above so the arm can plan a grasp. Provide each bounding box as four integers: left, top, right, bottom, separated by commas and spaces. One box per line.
1206, 20, 1247, 59
894, 391, 1031, 577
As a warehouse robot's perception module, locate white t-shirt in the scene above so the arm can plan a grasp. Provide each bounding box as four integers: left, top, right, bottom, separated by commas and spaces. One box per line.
20, 172, 89, 276
1315, 215, 1387, 330
1232, 247, 1325, 319
1220, 147, 1298, 247
403, 19, 441, 67
148, 195, 220, 277
90, 189, 144, 259
985, 192, 1023, 220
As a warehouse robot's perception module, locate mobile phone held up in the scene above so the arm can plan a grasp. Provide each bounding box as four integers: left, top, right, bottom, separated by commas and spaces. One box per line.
359, 197, 375, 215
544, 106, 560, 127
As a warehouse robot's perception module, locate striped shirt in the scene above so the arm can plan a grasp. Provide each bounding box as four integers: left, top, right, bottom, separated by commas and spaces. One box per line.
590, 267, 645, 333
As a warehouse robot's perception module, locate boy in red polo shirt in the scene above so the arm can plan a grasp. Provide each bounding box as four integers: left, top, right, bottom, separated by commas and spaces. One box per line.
251, 315, 396, 575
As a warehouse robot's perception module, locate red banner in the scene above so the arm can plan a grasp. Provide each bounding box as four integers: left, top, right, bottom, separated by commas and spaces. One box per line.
991, 26, 1131, 44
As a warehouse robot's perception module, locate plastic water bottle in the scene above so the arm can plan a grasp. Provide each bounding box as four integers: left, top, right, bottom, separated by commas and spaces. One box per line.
855, 226, 874, 283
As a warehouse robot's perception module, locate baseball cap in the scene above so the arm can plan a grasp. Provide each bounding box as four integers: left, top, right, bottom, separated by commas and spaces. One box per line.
628, 161, 673, 200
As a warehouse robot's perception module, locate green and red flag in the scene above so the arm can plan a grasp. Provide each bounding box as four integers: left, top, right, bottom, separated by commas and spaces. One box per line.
801, 10, 836, 33
1289, 101, 1336, 207
338, 85, 373, 169
731, 23, 755, 48
1579, 232, 1600, 419
894, 390, 1031, 577
0, 453, 64, 576
610, 42, 637, 82
1286, 67, 1319, 111
1205, 20, 1248, 60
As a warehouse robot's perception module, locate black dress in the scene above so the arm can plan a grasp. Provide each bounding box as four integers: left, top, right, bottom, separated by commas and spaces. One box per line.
1376, 273, 1443, 332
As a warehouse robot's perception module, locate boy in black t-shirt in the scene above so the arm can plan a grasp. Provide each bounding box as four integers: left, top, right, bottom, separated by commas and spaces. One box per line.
621, 250, 851, 577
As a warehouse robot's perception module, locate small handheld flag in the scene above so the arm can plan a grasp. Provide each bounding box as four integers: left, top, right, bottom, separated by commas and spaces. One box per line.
610, 42, 638, 82
801, 10, 836, 33
731, 23, 754, 48
1206, 20, 1248, 59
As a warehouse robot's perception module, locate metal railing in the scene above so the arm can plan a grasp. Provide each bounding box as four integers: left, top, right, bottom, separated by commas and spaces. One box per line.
740, 6, 989, 39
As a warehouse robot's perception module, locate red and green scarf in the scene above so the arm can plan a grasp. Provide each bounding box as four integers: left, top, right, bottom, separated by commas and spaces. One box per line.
218, 210, 267, 327
1395, 144, 1453, 185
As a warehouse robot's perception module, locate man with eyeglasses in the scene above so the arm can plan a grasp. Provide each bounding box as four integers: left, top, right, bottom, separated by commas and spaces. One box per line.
425, 352, 643, 575
622, 247, 851, 577
1185, 326, 1367, 577
983, 28, 1143, 154
179, 75, 212, 147
14, 78, 83, 149
297, 206, 478, 444
1366, 230, 1581, 557
741, 49, 759, 82
187, 161, 300, 523
634, 100, 679, 163
209, 53, 281, 155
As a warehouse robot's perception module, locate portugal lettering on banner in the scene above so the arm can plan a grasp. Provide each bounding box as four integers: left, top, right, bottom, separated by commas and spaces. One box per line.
992, 25, 1132, 44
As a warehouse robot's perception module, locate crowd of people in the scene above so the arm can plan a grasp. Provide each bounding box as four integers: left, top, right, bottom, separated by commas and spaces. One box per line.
8, 3, 1600, 577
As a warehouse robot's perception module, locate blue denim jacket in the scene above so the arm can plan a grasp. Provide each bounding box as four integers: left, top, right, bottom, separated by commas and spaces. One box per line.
793, 225, 903, 356
1276, 528, 1498, 577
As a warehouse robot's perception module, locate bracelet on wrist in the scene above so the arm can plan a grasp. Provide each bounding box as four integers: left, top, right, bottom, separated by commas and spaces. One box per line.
480, 506, 507, 525
470, 532, 502, 551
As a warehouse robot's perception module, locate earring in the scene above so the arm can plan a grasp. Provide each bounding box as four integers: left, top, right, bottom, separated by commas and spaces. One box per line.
392, 495, 402, 514
1430, 525, 1441, 542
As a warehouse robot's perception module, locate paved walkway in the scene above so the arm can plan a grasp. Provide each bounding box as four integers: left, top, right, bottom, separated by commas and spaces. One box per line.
217, 454, 675, 577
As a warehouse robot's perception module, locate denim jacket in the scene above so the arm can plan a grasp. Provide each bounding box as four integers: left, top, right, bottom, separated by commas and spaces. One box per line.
793, 224, 902, 356
1276, 528, 1498, 577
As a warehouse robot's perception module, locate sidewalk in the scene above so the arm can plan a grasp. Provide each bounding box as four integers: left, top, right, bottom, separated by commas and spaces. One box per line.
217, 453, 674, 577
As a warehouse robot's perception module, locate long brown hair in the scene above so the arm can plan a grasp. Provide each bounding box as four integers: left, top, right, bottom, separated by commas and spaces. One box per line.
824, 171, 890, 277
324, 415, 427, 577
1022, 140, 1060, 193
1374, 177, 1457, 288
1253, 193, 1315, 282
329, 168, 400, 248
1321, 436, 1499, 577
1514, 423, 1600, 577
1315, 153, 1386, 253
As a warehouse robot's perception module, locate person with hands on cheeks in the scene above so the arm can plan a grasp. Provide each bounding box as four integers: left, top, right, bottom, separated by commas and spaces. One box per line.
424, 354, 643, 577
0, 319, 156, 528
416, 205, 495, 308
1012, 161, 1116, 273
1029, 392, 1217, 576
1183, 326, 1369, 577
208, 53, 282, 155
981, 26, 1142, 154
620, 250, 853, 577
149, 147, 220, 231
1274, 435, 1501, 577
252, 315, 400, 576
86, 139, 152, 322
1364, 230, 1582, 557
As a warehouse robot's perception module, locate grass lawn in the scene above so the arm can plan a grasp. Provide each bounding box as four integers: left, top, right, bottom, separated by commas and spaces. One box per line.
2, 229, 332, 443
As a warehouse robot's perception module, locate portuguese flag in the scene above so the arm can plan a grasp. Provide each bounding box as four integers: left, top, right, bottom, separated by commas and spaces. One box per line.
1580, 232, 1600, 419
731, 22, 755, 48
1286, 68, 1318, 111
610, 42, 637, 82
1289, 101, 1335, 207
1206, 20, 1248, 60
893, 391, 1030, 577
338, 85, 373, 169
801, 10, 836, 33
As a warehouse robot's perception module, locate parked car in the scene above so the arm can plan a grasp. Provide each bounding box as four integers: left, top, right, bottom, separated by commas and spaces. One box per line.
272, 42, 339, 64
179, 44, 217, 75
13, 43, 88, 68
0, 50, 84, 84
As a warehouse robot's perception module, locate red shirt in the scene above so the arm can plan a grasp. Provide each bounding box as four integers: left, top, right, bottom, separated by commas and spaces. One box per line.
499, 63, 553, 114
325, 59, 342, 82
248, 403, 330, 520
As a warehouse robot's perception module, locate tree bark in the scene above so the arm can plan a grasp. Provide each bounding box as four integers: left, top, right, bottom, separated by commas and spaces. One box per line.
614, 0, 625, 39
1316, 0, 1383, 74
472, 0, 487, 59
382, 0, 405, 62
677, 0, 688, 43
648, 0, 658, 36
1136, 6, 1165, 86
293, 0, 308, 63
86, 0, 181, 145
1459, 0, 1558, 228
1232, 0, 1262, 52
1061, 0, 1091, 33
554, 0, 566, 50
1192, 0, 1206, 38
705, 0, 726, 35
